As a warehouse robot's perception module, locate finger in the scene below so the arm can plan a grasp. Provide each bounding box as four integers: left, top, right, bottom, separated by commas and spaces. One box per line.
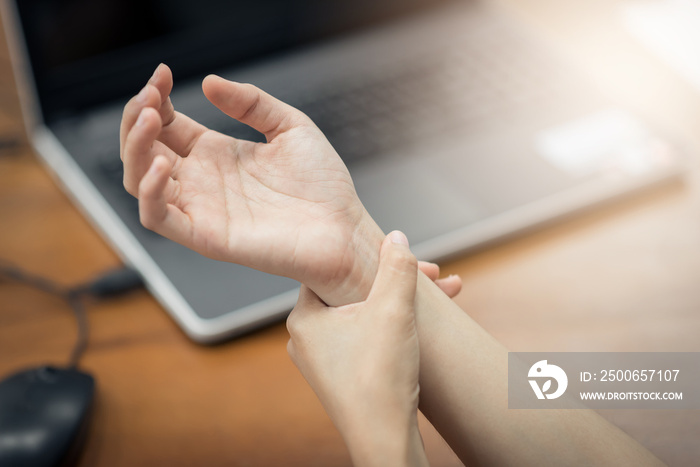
148, 63, 174, 118
368, 231, 418, 310
138, 155, 192, 245
120, 64, 171, 159
434, 275, 463, 298
287, 285, 325, 341
418, 261, 439, 282
202, 75, 310, 141
149, 63, 208, 156
122, 107, 163, 196
120, 82, 162, 161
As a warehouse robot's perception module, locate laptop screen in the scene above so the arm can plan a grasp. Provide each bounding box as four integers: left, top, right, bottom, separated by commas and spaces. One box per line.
14, 0, 456, 123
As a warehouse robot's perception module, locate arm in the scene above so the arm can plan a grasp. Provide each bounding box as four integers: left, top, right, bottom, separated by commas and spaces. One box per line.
120, 65, 663, 466
287, 232, 428, 467
287, 235, 663, 465
412, 273, 664, 466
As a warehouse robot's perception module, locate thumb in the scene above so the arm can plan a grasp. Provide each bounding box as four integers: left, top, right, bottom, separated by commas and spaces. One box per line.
201, 75, 307, 140
367, 231, 418, 310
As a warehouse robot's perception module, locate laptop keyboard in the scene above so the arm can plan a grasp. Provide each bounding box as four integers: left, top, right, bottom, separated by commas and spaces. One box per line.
205, 43, 571, 164
99, 12, 582, 194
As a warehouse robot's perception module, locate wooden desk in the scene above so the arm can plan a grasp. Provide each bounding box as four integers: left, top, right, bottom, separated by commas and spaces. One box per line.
1, 1, 699, 465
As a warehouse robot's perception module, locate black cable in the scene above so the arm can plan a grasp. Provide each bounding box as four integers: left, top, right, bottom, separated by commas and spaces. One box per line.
0, 260, 143, 368
66, 293, 88, 369
0, 136, 21, 153
0, 261, 67, 297
76, 267, 145, 298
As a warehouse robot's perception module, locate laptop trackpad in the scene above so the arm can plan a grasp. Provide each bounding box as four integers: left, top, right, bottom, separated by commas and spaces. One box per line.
350, 155, 485, 248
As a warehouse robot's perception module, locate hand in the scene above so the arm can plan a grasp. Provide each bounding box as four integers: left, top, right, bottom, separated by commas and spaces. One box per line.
120, 64, 384, 305
286, 232, 428, 467
120, 64, 462, 306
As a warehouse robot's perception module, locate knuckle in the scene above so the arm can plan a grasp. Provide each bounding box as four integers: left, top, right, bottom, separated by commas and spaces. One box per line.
285, 309, 302, 338
139, 210, 155, 231
297, 113, 317, 131
122, 178, 136, 197
239, 92, 261, 122
138, 201, 159, 232
160, 99, 176, 126
240, 82, 257, 92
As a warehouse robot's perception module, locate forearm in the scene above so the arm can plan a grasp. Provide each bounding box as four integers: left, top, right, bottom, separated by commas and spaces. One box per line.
412, 273, 663, 466
309, 214, 661, 465
343, 416, 429, 467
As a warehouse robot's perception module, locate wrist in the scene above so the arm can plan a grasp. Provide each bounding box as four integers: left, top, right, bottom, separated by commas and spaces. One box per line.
318, 209, 384, 306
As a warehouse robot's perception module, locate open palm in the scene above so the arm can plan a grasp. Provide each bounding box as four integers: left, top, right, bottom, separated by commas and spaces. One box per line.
121, 65, 381, 304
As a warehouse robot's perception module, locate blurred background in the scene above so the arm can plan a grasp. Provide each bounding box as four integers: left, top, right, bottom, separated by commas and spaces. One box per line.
1, 0, 700, 465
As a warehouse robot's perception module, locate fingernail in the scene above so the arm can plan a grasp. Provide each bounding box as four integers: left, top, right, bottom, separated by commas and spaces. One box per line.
389, 231, 409, 246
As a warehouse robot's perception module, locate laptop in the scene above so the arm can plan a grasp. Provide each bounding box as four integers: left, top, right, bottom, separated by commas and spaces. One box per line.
1, 0, 684, 343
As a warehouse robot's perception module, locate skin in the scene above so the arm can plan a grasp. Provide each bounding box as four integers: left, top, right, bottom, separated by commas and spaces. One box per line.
288, 231, 428, 467
121, 64, 664, 466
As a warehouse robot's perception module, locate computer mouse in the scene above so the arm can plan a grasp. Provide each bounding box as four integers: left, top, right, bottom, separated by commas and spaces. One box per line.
0, 366, 95, 467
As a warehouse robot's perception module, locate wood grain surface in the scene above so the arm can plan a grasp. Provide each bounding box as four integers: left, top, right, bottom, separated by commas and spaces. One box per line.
1, 1, 699, 465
